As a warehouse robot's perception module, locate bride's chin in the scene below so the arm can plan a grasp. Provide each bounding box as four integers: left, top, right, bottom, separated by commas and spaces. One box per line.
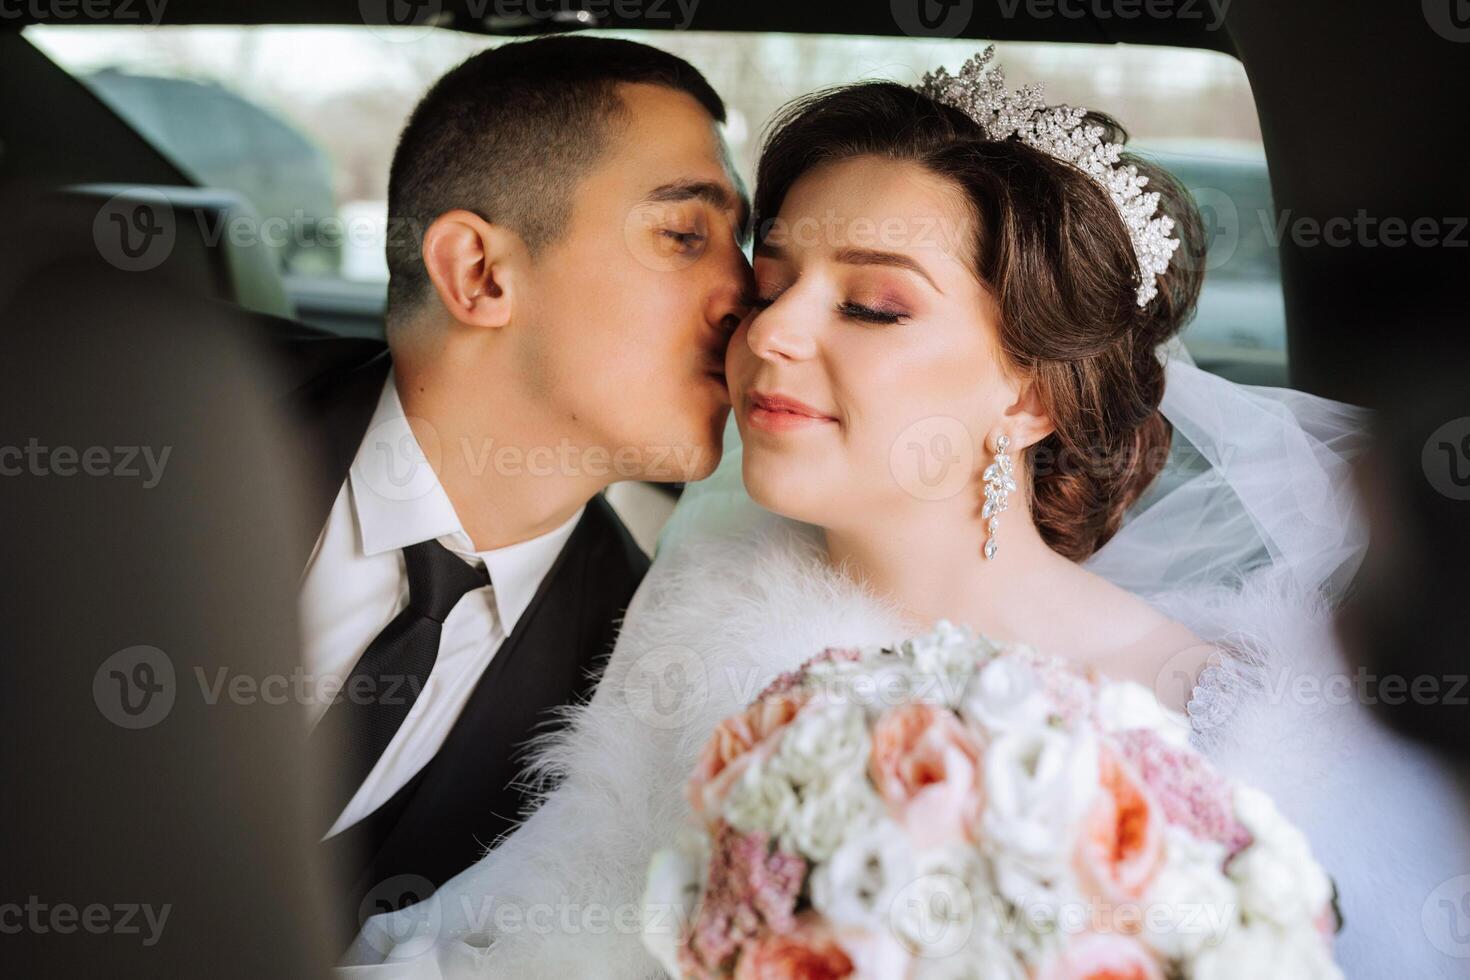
740, 454, 822, 523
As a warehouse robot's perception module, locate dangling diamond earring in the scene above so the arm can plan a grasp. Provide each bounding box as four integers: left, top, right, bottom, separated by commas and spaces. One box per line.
981, 434, 1015, 561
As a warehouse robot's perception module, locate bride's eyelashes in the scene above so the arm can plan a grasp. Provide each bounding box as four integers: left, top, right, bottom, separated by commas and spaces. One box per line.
836, 300, 909, 325
749, 283, 785, 310
748, 288, 909, 326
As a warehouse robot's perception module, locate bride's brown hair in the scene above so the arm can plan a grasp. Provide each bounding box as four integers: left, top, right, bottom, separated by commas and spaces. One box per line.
754, 82, 1207, 562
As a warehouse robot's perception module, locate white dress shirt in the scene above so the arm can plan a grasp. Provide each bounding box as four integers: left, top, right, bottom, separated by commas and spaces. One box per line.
299, 373, 583, 838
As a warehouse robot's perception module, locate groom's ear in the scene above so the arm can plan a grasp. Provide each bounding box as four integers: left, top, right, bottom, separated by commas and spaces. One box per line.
421, 209, 524, 330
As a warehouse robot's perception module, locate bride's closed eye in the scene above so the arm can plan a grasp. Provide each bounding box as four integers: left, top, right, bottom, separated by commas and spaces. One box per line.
837, 300, 909, 325
748, 284, 785, 310
748, 288, 909, 326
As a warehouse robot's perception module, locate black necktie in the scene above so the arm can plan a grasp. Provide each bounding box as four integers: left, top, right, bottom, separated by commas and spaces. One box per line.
315, 538, 489, 824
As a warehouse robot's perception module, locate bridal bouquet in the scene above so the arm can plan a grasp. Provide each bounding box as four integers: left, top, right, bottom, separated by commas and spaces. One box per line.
641, 622, 1341, 980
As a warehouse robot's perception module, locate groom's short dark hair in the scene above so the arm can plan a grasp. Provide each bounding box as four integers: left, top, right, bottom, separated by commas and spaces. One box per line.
385, 35, 726, 320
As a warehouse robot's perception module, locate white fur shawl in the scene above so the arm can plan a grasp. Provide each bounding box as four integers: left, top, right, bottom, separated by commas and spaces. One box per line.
341, 515, 1470, 979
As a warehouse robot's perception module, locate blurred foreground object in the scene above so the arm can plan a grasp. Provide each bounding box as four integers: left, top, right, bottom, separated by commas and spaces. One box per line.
1337, 363, 1470, 766
0, 264, 333, 976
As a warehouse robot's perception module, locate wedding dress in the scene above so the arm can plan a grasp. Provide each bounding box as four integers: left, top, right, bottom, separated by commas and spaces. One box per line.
340, 346, 1470, 979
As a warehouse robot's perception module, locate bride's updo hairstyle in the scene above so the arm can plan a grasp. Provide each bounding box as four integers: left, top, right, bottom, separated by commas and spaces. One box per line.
754, 82, 1206, 562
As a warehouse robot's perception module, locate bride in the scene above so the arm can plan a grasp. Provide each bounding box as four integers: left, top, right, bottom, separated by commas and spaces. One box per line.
343, 51, 1470, 979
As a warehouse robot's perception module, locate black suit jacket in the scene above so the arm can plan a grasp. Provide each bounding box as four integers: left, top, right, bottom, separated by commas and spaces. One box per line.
256, 318, 651, 946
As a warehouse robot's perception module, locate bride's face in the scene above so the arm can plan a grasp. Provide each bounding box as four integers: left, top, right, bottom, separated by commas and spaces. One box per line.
727, 155, 1021, 529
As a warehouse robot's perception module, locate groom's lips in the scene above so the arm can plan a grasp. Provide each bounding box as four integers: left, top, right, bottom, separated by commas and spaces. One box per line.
701, 363, 730, 404
745, 390, 837, 433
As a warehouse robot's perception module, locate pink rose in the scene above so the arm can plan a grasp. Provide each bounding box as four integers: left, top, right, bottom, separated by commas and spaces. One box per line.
869, 704, 984, 848
1075, 746, 1165, 908
733, 914, 854, 980
688, 692, 809, 818
1035, 933, 1165, 980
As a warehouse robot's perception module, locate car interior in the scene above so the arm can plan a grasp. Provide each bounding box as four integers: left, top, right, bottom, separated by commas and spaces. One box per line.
2, 2, 1466, 975
9, 1, 1464, 553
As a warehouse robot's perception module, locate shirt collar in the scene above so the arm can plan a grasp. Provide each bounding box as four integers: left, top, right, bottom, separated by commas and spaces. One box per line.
348, 374, 586, 634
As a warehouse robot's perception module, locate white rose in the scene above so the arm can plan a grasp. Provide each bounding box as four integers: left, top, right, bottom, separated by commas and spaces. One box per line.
986, 850, 1080, 955
790, 770, 884, 862
1229, 838, 1331, 928
982, 728, 1101, 864
1228, 787, 1332, 927
772, 700, 870, 787
1096, 679, 1192, 748
1192, 920, 1343, 980
722, 755, 799, 842
960, 657, 1052, 736
892, 844, 1033, 980
887, 845, 988, 960
904, 621, 995, 707
1141, 826, 1237, 960
640, 829, 708, 978
838, 659, 930, 716
910, 934, 1029, 980
810, 817, 916, 934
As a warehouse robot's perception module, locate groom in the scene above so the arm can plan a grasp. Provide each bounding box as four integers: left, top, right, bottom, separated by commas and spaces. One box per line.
273, 36, 750, 942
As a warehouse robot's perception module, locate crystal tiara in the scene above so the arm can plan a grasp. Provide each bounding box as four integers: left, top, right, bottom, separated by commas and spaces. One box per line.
915, 46, 1180, 307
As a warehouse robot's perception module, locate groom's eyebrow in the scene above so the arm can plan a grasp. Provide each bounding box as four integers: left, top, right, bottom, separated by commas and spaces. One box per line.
645, 179, 751, 244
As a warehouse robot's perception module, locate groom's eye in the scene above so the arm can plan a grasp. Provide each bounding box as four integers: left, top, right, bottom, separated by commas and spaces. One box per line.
659, 229, 706, 252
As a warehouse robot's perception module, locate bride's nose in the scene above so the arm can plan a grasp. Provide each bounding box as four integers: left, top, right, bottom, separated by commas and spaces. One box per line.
745, 295, 817, 363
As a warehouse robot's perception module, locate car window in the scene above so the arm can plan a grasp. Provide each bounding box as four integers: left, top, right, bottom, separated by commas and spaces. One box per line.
27, 26, 1282, 378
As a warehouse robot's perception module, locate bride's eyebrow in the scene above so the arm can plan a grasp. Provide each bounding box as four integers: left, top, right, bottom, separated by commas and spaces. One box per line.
832, 247, 944, 295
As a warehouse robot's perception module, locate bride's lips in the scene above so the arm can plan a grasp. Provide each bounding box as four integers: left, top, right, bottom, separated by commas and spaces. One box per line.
745, 390, 838, 433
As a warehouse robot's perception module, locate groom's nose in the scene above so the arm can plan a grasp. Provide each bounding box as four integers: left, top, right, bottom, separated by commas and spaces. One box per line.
703, 242, 754, 345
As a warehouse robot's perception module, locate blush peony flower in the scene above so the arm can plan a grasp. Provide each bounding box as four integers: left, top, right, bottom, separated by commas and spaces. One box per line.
1034, 932, 1166, 980
688, 691, 810, 818
732, 913, 854, 980
869, 703, 985, 848
1113, 728, 1252, 857
1075, 746, 1166, 907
